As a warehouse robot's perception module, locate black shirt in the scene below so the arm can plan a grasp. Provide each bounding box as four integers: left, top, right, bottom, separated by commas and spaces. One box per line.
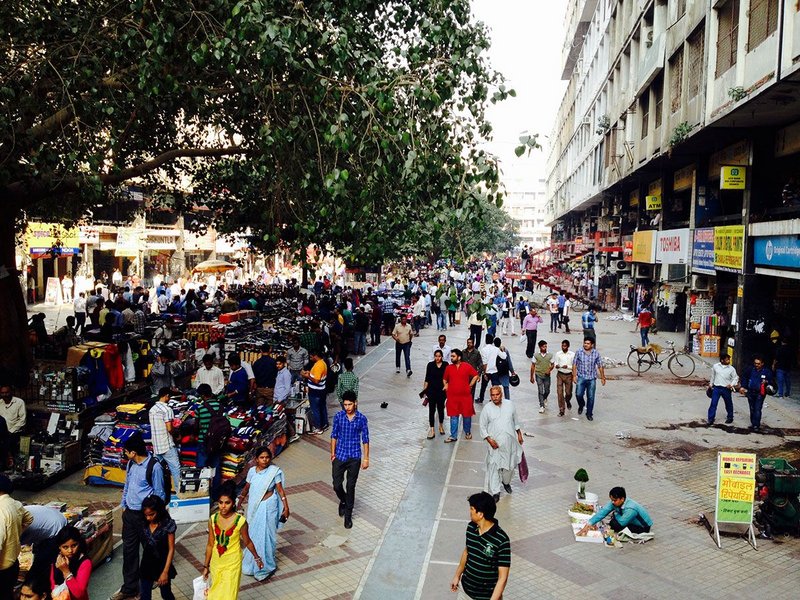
462, 520, 511, 600
424, 361, 446, 399
252, 355, 277, 388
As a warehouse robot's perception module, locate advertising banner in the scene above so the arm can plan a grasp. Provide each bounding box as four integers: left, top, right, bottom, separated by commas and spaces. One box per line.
753, 235, 800, 270
715, 452, 756, 524
692, 228, 715, 274
714, 225, 745, 273
720, 166, 746, 190
26, 222, 80, 255
632, 230, 656, 264
656, 228, 690, 264
116, 227, 144, 257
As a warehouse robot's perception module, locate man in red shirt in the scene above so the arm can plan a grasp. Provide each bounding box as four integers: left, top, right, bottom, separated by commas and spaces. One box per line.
636, 306, 654, 347
443, 349, 480, 443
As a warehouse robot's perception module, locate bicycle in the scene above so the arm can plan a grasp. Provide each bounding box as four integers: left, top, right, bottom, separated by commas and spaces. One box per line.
627, 339, 696, 378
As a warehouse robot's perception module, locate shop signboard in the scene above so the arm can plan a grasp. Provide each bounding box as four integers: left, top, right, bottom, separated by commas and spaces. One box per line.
116, 227, 143, 257
720, 166, 746, 190
78, 226, 99, 245
632, 230, 656, 263
693, 228, 715, 274
44, 277, 63, 305
26, 222, 80, 256
656, 228, 690, 264
673, 165, 694, 192
713, 225, 745, 273
645, 195, 662, 210
708, 140, 750, 178
713, 452, 757, 549
629, 189, 640, 207
753, 235, 800, 270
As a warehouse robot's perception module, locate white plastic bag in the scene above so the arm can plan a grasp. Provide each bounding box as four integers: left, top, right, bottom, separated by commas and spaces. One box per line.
192, 575, 210, 600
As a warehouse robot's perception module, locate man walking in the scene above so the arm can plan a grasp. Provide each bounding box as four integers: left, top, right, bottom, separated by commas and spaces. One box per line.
553, 340, 575, 417
739, 355, 775, 432
450, 492, 511, 600
73, 291, 87, 334
431, 334, 452, 364
480, 386, 523, 501
561, 295, 572, 333
557, 291, 566, 331
392, 315, 414, 377
112, 434, 166, 600
636, 305, 653, 347
462, 338, 483, 401
572, 337, 606, 421
330, 390, 369, 529
582, 306, 598, 344
149, 387, 180, 493
521, 308, 543, 359
336, 357, 360, 407
773, 338, 794, 398
546, 293, 560, 333
302, 349, 329, 434
531, 340, 554, 414
707, 353, 738, 425
467, 309, 484, 348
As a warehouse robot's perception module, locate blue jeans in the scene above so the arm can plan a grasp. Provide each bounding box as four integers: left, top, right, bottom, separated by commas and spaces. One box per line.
156, 447, 181, 497
707, 386, 733, 423
776, 369, 791, 397
436, 312, 448, 330
353, 331, 367, 354
196, 446, 222, 500
575, 377, 597, 417
550, 313, 559, 332
395, 342, 412, 372
640, 327, 650, 347
747, 393, 765, 429
450, 416, 472, 438
308, 388, 329, 430
487, 315, 497, 337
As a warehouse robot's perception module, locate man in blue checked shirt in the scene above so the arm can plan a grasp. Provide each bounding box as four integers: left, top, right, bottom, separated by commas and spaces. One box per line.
572, 337, 606, 421
330, 390, 370, 529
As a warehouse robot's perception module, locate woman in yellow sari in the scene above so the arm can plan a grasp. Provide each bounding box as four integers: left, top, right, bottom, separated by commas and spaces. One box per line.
202, 481, 263, 599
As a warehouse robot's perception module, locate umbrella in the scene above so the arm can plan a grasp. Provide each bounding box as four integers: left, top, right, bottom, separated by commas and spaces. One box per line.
192, 260, 236, 273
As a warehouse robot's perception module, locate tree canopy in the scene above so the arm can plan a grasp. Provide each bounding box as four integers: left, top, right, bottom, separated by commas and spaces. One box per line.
0, 0, 512, 378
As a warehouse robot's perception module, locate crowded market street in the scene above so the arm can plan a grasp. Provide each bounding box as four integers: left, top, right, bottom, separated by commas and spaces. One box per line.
18, 293, 800, 600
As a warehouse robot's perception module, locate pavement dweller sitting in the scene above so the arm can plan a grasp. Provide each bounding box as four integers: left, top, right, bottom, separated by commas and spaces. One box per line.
577, 486, 652, 536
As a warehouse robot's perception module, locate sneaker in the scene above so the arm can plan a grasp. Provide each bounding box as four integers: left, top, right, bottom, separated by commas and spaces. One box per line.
707, 420, 714, 426
559, 411, 565, 417
566, 401, 572, 410
310, 429, 324, 435
407, 370, 413, 378
396, 368, 400, 374
538, 406, 545, 414
586, 415, 593, 421
577, 406, 584, 415
109, 592, 138, 600
288, 434, 301, 443
725, 418, 734, 424
503, 483, 512, 494
492, 493, 500, 503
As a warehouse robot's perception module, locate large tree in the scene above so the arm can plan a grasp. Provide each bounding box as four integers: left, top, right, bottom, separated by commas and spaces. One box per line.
0, 0, 510, 380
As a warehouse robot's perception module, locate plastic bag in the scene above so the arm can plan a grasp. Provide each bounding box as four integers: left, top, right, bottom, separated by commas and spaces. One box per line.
193, 575, 210, 600
518, 451, 529, 484
51, 584, 71, 600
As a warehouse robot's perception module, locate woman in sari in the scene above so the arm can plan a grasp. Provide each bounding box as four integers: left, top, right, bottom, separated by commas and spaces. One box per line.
237, 446, 290, 581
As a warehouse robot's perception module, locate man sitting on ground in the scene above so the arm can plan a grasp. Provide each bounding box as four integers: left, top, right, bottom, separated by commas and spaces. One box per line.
577, 486, 652, 535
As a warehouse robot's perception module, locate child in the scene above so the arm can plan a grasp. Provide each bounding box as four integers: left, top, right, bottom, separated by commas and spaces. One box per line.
203, 481, 263, 599
140, 495, 177, 600
49, 526, 91, 600
20, 575, 52, 600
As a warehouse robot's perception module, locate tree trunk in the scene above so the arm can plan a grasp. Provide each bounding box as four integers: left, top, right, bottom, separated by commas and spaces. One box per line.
300, 245, 309, 288
0, 205, 32, 385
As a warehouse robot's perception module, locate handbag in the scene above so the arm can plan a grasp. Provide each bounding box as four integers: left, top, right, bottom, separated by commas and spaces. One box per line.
518, 451, 529, 484
419, 391, 429, 407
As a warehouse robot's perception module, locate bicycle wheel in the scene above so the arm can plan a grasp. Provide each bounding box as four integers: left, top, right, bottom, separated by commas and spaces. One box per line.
668, 352, 695, 378
627, 348, 653, 374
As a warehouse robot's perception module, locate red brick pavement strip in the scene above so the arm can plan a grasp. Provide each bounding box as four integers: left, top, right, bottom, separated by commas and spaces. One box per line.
238, 551, 372, 590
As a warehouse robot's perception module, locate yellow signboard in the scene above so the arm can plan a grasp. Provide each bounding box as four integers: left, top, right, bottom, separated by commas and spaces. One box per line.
632, 230, 657, 263
26, 222, 79, 253
721, 166, 746, 190
715, 452, 756, 524
629, 189, 640, 207
673, 165, 695, 192
646, 195, 662, 211
714, 225, 745, 273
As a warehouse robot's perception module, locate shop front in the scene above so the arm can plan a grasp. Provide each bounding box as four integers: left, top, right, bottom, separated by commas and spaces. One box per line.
654, 228, 690, 332
631, 230, 657, 312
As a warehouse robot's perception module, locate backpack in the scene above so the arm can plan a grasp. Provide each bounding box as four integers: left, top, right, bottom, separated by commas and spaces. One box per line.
205, 402, 232, 454
496, 352, 510, 376
127, 455, 171, 501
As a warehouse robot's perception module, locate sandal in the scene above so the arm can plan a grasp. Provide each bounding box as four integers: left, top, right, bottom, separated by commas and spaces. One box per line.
465, 433, 473, 440
427, 429, 435, 439
444, 437, 457, 443
438, 425, 445, 435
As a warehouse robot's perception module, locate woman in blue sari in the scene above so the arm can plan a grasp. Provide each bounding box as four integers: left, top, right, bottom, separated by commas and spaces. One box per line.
237, 446, 290, 581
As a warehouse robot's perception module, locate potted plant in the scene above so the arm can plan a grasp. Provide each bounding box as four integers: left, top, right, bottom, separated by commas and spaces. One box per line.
574, 468, 589, 500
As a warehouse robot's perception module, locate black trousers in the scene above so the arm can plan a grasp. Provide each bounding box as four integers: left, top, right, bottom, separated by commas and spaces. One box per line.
469, 325, 483, 347
75, 312, 86, 334
428, 393, 445, 426
332, 457, 361, 516
121, 509, 146, 594
525, 330, 538, 358
0, 560, 19, 599
610, 516, 650, 534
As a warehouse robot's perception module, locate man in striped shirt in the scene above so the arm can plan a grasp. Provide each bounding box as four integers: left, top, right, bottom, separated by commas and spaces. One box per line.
335, 358, 359, 406
451, 492, 510, 600
302, 349, 329, 434
193, 384, 223, 498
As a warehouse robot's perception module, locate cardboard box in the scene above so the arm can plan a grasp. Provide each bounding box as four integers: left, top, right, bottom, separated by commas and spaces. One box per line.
167, 496, 211, 524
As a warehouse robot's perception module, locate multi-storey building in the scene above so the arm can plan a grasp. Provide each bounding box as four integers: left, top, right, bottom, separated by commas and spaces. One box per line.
504, 179, 552, 250
547, 0, 800, 368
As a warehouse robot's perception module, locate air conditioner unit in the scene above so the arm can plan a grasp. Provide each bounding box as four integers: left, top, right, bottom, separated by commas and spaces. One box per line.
636, 264, 653, 279
614, 260, 631, 273
691, 274, 710, 291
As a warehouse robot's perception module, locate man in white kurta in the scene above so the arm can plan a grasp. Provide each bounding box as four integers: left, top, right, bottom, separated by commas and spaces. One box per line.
480, 386, 524, 500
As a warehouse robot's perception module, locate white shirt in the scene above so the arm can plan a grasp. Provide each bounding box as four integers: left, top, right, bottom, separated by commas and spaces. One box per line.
710, 363, 739, 388
73, 296, 86, 313
480, 345, 505, 375
194, 365, 225, 395
562, 299, 571, 318
412, 297, 426, 317
553, 350, 576, 374
0, 397, 26, 433
431, 344, 452, 363
242, 360, 255, 381
546, 298, 559, 313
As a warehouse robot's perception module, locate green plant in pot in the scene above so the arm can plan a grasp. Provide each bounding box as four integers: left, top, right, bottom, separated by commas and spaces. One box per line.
574, 468, 589, 499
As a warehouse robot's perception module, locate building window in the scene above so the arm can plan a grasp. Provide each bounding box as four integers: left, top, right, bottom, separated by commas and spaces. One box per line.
715, 0, 739, 77
687, 26, 705, 99
748, 0, 778, 51
675, 0, 687, 21
653, 74, 664, 129
640, 92, 649, 139
669, 48, 683, 113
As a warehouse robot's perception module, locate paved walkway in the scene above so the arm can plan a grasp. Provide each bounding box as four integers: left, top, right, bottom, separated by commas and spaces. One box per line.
22, 296, 800, 599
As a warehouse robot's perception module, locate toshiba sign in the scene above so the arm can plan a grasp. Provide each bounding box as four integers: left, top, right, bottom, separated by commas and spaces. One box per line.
656, 228, 690, 264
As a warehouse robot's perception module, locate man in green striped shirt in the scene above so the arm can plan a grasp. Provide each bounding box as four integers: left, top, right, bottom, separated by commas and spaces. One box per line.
451, 492, 510, 600
336, 358, 359, 406
194, 384, 224, 497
